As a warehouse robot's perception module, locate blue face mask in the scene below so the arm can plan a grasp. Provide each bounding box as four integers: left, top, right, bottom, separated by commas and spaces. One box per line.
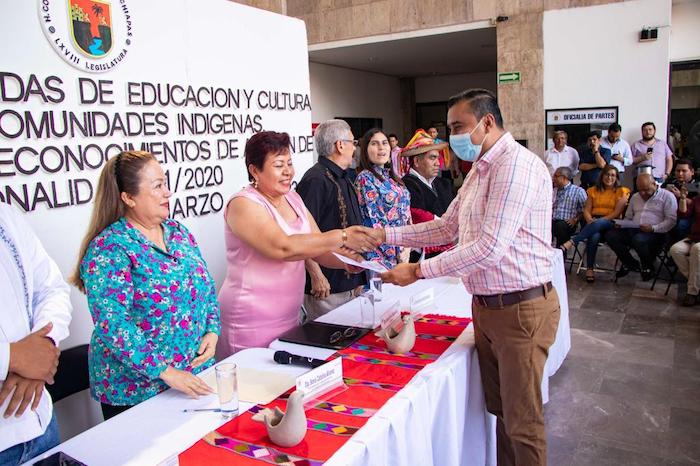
450, 119, 486, 162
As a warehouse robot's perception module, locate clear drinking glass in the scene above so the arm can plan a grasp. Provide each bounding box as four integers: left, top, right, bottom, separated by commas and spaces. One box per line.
215, 363, 239, 419
370, 275, 383, 302
358, 291, 376, 328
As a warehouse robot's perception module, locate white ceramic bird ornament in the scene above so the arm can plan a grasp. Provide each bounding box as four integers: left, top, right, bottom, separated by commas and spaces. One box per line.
252, 390, 307, 447
381, 314, 416, 354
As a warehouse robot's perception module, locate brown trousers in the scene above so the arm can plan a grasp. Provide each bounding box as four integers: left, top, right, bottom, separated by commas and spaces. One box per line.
473, 287, 560, 466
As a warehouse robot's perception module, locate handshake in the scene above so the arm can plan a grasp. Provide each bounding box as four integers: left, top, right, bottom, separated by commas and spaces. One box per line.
340, 226, 385, 254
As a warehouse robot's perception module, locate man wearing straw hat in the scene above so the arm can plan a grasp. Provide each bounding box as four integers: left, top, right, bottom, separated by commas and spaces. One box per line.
377, 89, 560, 466
400, 129, 455, 262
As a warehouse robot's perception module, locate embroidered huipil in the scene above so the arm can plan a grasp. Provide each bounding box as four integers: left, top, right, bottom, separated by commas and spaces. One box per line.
386, 132, 554, 295
81, 218, 220, 405
355, 167, 411, 269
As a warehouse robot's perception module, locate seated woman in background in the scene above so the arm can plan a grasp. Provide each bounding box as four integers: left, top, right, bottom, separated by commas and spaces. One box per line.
355, 128, 411, 269
217, 131, 379, 358
560, 164, 630, 283
72, 151, 220, 421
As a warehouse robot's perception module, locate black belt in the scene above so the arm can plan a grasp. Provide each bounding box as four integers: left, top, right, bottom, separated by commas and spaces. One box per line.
474, 282, 553, 308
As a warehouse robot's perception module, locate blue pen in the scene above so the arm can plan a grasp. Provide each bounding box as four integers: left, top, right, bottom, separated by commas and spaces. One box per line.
182, 408, 238, 413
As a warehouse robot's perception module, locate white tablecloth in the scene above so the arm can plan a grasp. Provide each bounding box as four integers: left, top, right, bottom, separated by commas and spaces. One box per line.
28, 254, 570, 466
271, 252, 571, 466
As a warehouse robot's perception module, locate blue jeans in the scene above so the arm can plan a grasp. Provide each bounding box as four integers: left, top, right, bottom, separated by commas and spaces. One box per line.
0, 415, 59, 466
677, 218, 692, 239
571, 218, 614, 269
606, 229, 665, 271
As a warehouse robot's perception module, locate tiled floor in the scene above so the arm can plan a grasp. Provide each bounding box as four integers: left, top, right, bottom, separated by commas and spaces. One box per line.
546, 263, 700, 465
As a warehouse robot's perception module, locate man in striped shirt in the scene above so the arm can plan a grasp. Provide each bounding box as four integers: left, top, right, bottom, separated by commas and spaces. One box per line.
379, 89, 560, 466
552, 166, 587, 246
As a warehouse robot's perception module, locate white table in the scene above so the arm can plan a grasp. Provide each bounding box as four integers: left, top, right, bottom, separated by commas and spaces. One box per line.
271, 252, 571, 466
28, 254, 570, 466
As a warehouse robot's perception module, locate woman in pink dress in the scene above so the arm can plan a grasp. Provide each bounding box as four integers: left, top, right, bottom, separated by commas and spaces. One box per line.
217, 131, 379, 357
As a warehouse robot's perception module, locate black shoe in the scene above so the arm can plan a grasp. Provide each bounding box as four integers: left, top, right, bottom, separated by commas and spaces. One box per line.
681, 294, 698, 307
641, 268, 654, 281
616, 266, 631, 279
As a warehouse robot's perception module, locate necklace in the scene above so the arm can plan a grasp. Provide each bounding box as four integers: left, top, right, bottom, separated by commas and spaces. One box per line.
324, 169, 351, 279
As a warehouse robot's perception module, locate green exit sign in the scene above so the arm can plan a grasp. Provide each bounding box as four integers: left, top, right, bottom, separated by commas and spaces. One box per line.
498, 71, 521, 84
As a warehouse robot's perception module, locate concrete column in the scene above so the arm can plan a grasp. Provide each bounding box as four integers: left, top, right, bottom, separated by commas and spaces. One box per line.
496, 12, 545, 157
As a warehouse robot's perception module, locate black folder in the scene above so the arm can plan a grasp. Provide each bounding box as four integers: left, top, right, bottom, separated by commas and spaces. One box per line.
278, 321, 370, 350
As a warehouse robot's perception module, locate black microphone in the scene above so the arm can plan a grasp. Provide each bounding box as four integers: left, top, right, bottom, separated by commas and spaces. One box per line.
273, 350, 326, 368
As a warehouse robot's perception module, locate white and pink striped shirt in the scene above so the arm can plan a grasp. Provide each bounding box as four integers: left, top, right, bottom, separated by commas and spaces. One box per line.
386, 132, 554, 296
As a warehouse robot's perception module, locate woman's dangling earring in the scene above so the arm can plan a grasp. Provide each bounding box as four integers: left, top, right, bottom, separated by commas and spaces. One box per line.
254, 179, 258, 189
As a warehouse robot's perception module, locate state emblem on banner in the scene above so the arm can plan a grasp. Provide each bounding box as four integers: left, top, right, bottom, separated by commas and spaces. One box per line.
68, 0, 112, 57
39, 0, 133, 72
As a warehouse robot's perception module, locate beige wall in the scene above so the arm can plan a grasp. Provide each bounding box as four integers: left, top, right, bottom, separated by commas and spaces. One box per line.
415, 72, 497, 103
235, 0, 625, 155
309, 62, 403, 136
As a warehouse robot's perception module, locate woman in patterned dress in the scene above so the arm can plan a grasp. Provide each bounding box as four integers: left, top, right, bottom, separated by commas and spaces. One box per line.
355, 128, 411, 269
71, 151, 219, 420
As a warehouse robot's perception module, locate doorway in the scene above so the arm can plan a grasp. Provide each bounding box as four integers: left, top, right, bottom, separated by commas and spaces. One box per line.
669, 60, 700, 161
416, 101, 448, 140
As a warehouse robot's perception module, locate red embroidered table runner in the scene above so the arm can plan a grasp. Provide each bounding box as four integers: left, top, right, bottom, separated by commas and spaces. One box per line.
179, 314, 472, 466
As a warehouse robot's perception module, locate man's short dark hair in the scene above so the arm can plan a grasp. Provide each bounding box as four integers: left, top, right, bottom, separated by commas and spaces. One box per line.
587, 130, 601, 139
608, 123, 622, 132
676, 158, 694, 170
447, 89, 504, 128
388, 133, 397, 139
642, 122, 656, 130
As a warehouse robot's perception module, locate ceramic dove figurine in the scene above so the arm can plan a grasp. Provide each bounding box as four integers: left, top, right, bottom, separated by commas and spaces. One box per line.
252, 390, 307, 447
381, 314, 416, 354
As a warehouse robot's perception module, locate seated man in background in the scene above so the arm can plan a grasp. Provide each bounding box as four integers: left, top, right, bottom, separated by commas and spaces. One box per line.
545, 130, 579, 176
608, 174, 678, 281
552, 167, 587, 247
0, 203, 72, 466
579, 130, 612, 189
664, 158, 697, 241
670, 191, 700, 306
400, 130, 455, 262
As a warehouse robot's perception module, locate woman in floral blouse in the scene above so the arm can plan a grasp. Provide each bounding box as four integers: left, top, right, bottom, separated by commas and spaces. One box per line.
355, 128, 411, 269
71, 151, 219, 420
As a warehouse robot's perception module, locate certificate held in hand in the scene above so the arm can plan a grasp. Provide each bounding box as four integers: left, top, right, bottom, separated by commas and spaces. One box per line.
614, 219, 640, 229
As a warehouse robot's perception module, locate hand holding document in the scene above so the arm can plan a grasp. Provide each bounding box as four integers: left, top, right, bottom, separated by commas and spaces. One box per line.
332, 252, 388, 273
614, 219, 640, 229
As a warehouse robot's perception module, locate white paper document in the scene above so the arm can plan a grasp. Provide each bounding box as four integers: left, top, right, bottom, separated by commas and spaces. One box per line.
200, 368, 295, 405
332, 252, 389, 273
614, 219, 640, 229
